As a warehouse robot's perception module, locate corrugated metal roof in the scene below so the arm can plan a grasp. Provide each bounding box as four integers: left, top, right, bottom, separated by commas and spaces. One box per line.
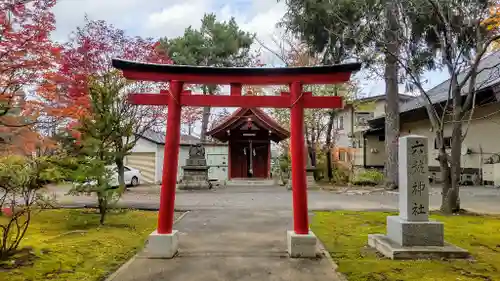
348, 93, 415, 104
138, 130, 200, 145
371, 50, 500, 122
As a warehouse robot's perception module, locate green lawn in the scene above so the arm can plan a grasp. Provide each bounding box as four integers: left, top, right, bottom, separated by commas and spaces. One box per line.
312, 211, 500, 281
0, 209, 172, 281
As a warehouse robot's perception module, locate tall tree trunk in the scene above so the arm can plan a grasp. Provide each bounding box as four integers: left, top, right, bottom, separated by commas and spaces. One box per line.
310, 122, 317, 167
325, 111, 336, 182
115, 156, 126, 189
304, 121, 314, 168
383, 0, 400, 190
445, 87, 463, 213
98, 194, 107, 225
114, 140, 126, 189
437, 147, 453, 212
448, 122, 461, 212
200, 107, 211, 141
199, 86, 212, 142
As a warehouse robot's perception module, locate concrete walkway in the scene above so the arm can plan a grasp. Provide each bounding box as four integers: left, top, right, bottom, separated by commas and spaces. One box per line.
107, 209, 340, 281
49, 184, 500, 214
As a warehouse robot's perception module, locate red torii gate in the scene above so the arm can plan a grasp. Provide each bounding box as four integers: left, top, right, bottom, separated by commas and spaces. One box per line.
112, 59, 361, 258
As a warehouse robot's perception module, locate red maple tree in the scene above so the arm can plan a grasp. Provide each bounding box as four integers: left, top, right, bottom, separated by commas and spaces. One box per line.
0, 0, 59, 155
39, 17, 171, 118
40, 18, 202, 133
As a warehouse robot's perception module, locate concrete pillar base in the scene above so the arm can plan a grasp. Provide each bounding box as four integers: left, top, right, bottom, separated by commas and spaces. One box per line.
144, 230, 179, 258
287, 230, 318, 258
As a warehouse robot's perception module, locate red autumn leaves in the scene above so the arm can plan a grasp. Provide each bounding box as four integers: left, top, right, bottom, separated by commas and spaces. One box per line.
3, 1, 205, 149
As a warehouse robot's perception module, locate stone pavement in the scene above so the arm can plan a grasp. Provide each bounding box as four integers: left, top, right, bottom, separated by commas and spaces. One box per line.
50, 184, 500, 214
107, 209, 340, 281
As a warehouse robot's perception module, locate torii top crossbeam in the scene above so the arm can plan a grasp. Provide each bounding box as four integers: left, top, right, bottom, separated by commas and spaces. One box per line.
112, 59, 362, 109
112, 59, 361, 85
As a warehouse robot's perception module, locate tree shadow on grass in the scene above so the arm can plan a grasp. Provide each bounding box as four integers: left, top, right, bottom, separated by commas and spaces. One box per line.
0, 247, 38, 271
63, 209, 136, 231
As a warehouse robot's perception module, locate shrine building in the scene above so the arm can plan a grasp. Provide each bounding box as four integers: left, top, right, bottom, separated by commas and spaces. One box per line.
207, 107, 289, 180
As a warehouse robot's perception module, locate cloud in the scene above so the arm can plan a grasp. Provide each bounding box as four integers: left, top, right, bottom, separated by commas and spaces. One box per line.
144, 0, 212, 38
52, 0, 288, 66
51, 0, 185, 42
142, 0, 287, 64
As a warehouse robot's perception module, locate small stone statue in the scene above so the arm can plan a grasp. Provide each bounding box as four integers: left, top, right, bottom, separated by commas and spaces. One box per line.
179, 143, 210, 190
189, 143, 205, 159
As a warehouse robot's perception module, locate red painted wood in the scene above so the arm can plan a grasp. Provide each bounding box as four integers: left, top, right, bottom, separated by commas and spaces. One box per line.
157, 80, 183, 234
129, 93, 343, 109
290, 81, 308, 235
122, 70, 352, 85
207, 108, 289, 142
115, 58, 358, 242
230, 83, 242, 96
228, 139, 232, 180
268, 142, 271, 178
181, 95, 290, 108
230, 142, 247, 178
281, 91, 312, 96
252, 143, 268, 178
129, 93, 167, 105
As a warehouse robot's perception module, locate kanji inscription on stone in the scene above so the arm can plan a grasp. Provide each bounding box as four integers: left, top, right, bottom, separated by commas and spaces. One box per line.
398, 135, 429, 222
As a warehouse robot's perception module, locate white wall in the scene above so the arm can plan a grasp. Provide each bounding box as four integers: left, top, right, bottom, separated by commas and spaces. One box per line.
156, 144, 190, 184
155, 144, 229, 184
206, 145, 229, 182
335, 99, 388, 148
335, 109, 352, 147
129, 137, 157, 153
365, 101, 500, 171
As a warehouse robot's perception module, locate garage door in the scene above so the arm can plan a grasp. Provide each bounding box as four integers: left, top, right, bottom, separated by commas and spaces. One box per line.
125, 152, 155, 184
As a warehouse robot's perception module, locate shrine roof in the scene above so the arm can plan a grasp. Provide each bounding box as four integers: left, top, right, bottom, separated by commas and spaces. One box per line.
207, 108, 289, 142
112, 59, 362, 85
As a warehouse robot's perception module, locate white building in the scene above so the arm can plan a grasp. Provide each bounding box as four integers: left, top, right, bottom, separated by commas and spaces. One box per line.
125, 130, 229, 184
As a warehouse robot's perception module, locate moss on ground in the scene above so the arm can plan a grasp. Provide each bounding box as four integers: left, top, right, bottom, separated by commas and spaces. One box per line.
311, 211, 500, 281
0, 209, 172, 281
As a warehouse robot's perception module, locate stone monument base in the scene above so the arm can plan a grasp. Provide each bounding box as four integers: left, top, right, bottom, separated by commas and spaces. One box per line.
387, 216, 444, 246
143, 230, 179, 258
306, 167, 317, 188
287, 230, 318, 258
368, 234, 469, 260
177, 166, 210, 190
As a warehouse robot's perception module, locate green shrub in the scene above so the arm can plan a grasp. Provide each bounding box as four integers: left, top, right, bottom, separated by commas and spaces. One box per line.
0, 155, 61, 260
351, 169, 384, 186
332, 165, 350, 184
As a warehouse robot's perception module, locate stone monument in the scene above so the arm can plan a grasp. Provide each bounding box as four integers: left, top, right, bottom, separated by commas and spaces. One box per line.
305, 146, 317, 188
368, 135, 469, 259
177, 143, 211, 190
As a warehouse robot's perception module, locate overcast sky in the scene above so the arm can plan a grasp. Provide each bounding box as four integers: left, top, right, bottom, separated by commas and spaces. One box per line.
50, 0, 450, 136
52, 0, 450, 96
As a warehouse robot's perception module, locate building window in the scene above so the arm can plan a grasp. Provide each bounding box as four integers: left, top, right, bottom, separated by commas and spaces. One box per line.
339, 151, 347, 161
336, 116, 344, 130
355, 112, 374, 126
435, 137, 452, 149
